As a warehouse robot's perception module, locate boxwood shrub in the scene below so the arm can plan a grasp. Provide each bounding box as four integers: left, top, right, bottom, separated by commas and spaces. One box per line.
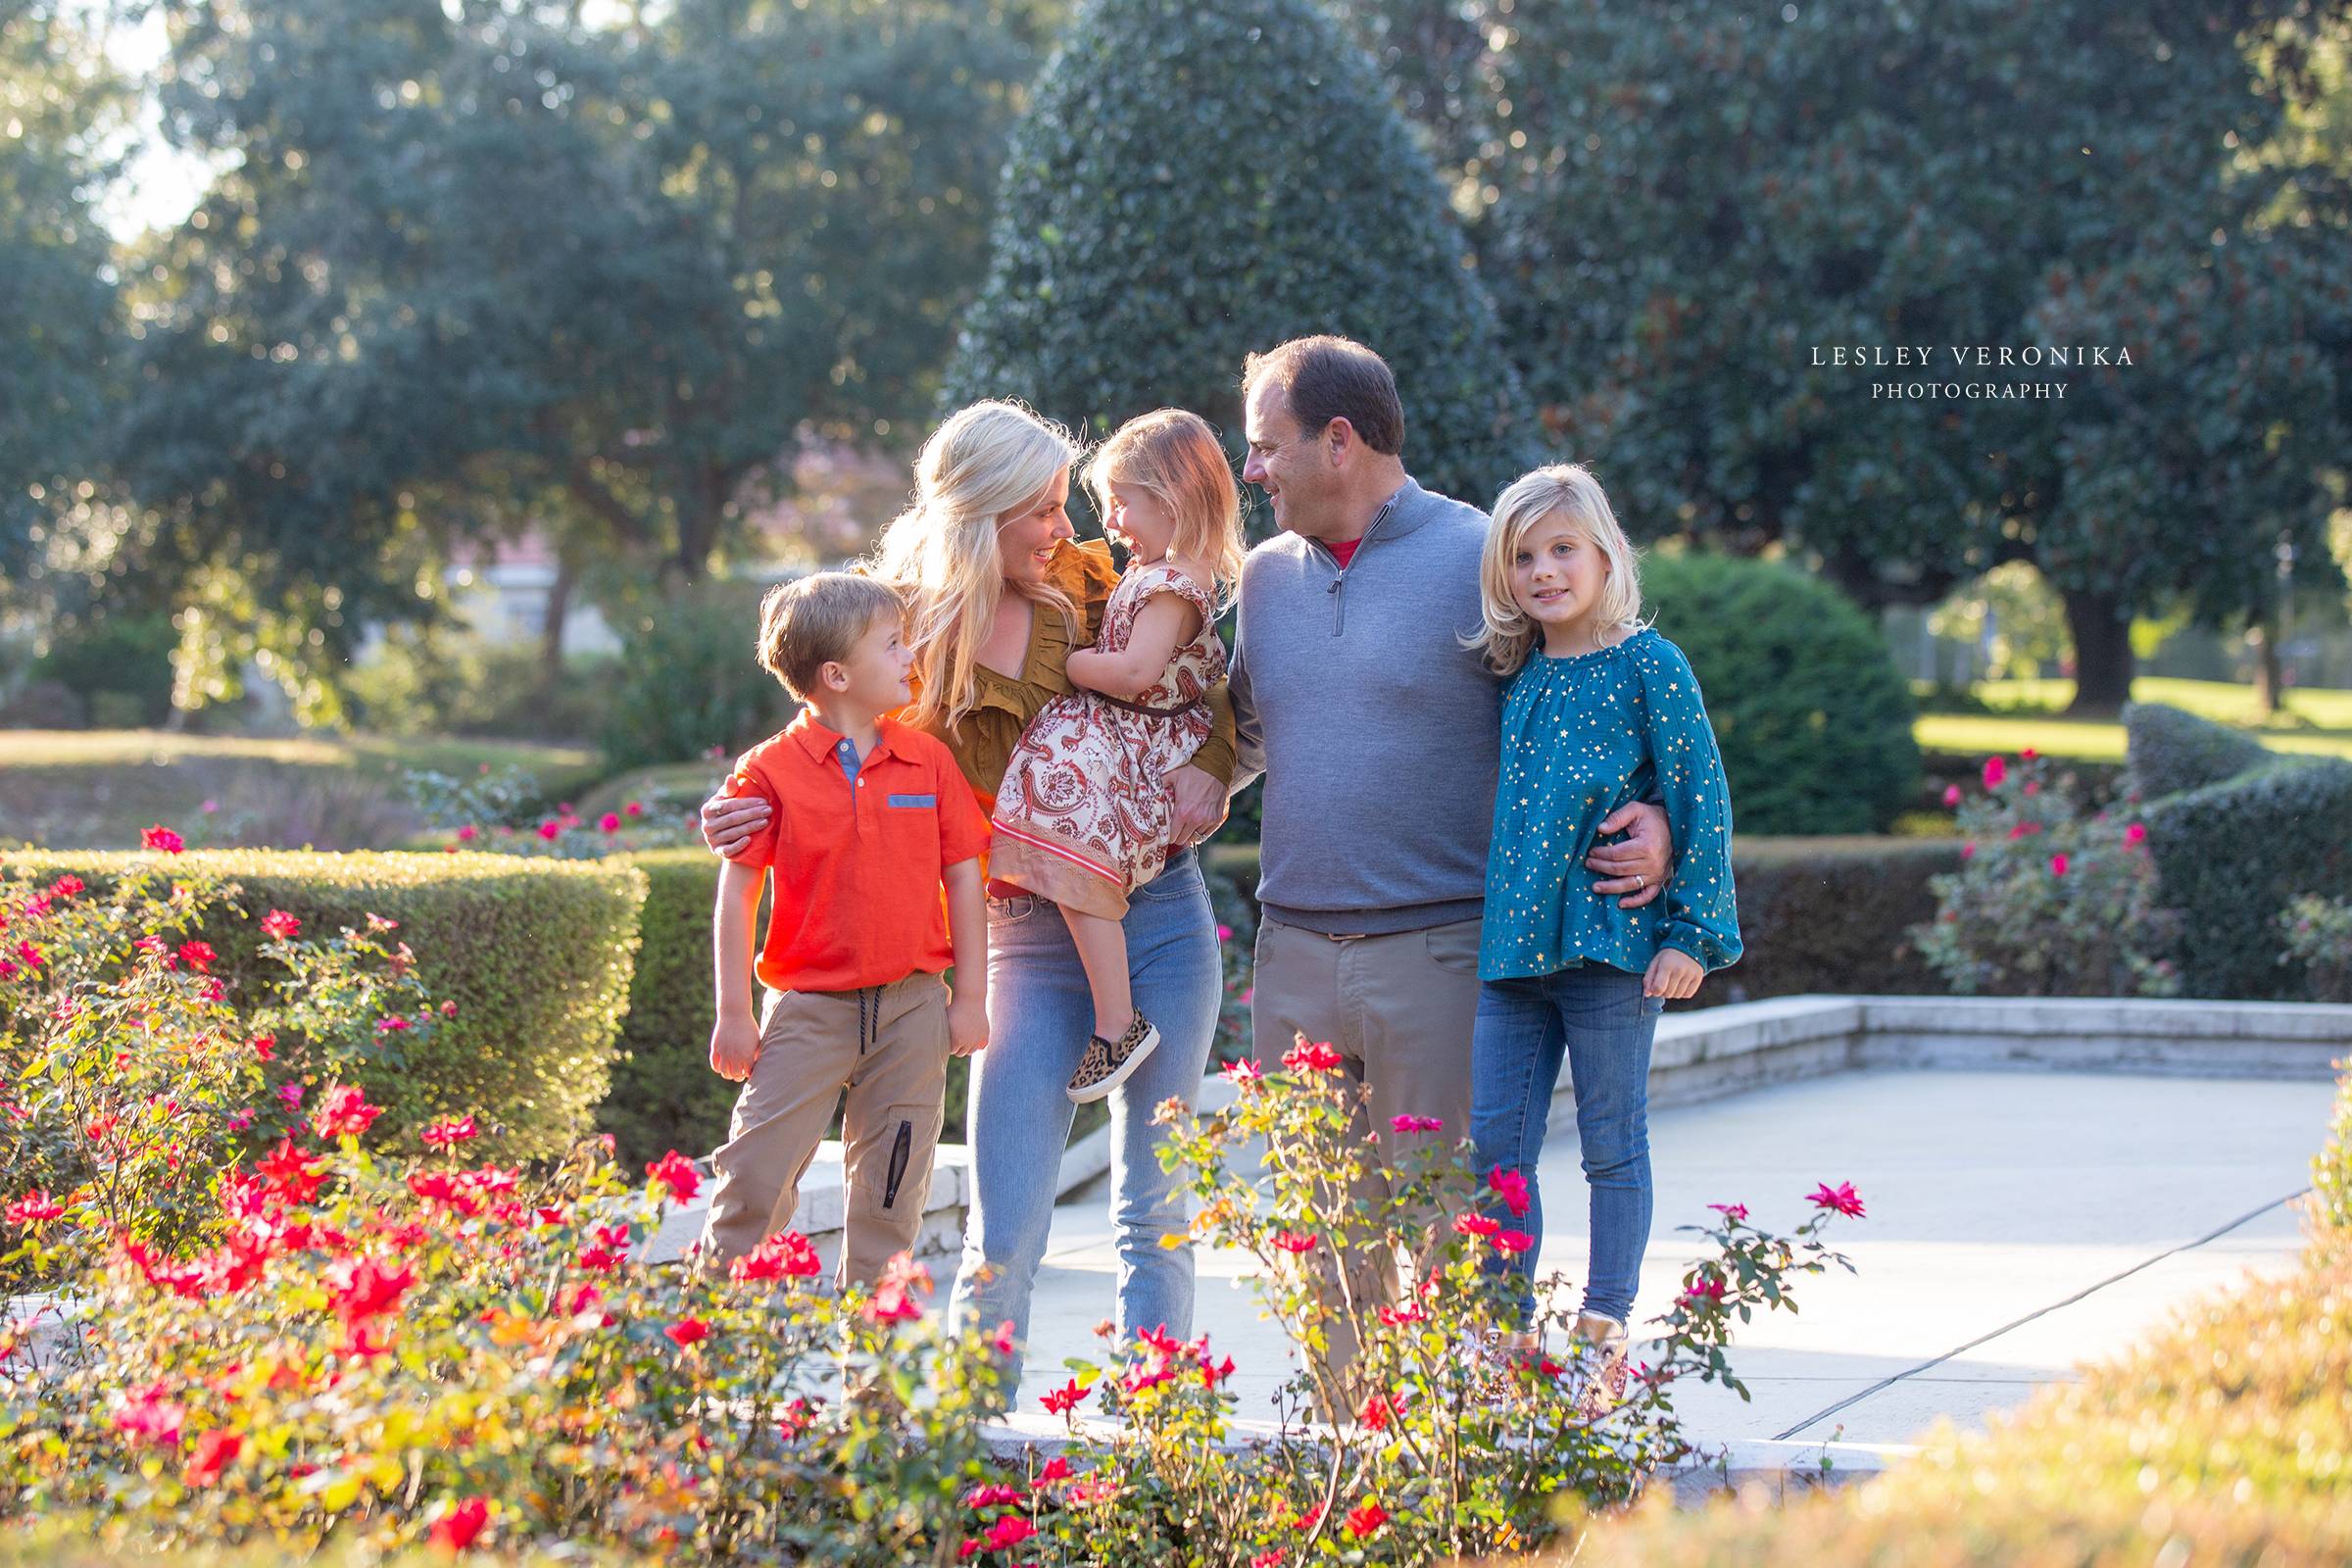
2141, 757, 2352, 1000
1206, 835, 1954, 1006
2123, 699, 2272, 798
0, 850, 646, 1161
601, 848, 732, 1168
1642, 553, 1921, 836
1717, 836, 1958, 1004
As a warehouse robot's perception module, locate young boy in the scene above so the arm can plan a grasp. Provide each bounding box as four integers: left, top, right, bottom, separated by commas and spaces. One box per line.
699, 571, 990, 1286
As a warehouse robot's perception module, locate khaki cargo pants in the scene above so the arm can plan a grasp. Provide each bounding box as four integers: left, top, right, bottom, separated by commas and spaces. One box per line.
1250, 916, 1483, 1376
699, 970, 951, 1287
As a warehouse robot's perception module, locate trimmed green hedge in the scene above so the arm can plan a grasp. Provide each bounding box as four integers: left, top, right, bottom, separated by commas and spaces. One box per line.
1716, 836, 1958, 1004
1205, 836, 1954, 1005
2123, 699, 2273, 798
1, 850, 646, 1161
2141, 758, 2352, 1000
601, 849, 731, 1167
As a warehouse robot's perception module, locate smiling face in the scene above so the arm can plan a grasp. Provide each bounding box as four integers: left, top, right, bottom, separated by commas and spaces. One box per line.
1241, 381, 1338, 539
1508, 510, 1612, 650
996, 466, 1075, 586
1102, 479, 1179, 563
822, 608, 914, 716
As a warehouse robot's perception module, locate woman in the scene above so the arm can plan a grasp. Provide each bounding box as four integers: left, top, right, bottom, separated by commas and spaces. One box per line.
699, 400, 1231, 1356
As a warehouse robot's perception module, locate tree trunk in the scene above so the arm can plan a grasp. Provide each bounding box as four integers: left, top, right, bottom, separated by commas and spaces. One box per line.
2061, 588, 2133, 713
540, 548, 577, 680
2250, 619, 2284, 717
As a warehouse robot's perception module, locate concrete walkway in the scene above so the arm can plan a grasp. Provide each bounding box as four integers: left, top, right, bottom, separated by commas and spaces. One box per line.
1004, 1068, 2334, 1448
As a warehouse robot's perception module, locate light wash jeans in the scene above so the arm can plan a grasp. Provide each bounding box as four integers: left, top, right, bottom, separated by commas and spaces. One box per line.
947, 848, 1221, 1349
1469, 964, 1662, 1326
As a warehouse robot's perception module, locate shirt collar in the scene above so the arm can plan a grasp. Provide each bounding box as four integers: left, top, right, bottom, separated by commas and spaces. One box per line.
785, 710, 903, 765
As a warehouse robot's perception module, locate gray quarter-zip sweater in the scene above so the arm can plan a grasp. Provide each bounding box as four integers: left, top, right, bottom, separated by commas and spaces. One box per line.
1229, 477, 1501, 934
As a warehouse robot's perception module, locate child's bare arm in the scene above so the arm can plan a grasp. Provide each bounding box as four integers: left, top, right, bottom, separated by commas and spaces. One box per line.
710, 858, 766, 1080
1068, 590, 1204, 700
942, 858, 989, 1056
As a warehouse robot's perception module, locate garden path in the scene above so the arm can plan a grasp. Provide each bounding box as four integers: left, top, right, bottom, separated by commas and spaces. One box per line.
1005, 1068, 2331, 1448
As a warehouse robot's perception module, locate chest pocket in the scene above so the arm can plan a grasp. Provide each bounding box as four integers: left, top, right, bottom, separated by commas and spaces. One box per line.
886, 794, 937, 808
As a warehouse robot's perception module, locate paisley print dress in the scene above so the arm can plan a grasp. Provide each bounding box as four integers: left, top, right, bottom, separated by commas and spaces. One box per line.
989, 562, 1225, 919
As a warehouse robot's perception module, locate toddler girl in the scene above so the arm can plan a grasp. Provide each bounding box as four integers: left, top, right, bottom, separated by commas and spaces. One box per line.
1465, 464, 1740, 1396
990, 409, 1245, 1103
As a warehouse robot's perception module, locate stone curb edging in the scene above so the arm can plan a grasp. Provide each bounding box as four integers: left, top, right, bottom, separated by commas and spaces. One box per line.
650, 994, 2349, 1262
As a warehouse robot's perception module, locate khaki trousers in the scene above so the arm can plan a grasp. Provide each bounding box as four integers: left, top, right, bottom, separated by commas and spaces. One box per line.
1250, 915, 1483, 1377
699, 971, 950, 1288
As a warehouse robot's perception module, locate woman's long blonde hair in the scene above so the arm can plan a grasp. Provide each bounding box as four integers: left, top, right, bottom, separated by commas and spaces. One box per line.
1084, 409, 1246, 610
871, 400, 1081, 731
1468, 464, 1647, 675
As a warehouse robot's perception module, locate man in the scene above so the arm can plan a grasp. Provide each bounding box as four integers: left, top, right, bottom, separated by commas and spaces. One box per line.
1226, 335, 1671, 1367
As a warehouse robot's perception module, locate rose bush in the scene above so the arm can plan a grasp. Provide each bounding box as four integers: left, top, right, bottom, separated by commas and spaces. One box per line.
1913, 752, 2182, 996
2278, 893, 2352, 1004
1, 842, 1862, 1564
0, 859, 441, 1287
959, 1043, 1861, 1564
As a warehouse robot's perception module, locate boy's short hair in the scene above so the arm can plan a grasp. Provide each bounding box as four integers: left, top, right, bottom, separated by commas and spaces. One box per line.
756, 571, 906, 701
1241, 335, 1405, 456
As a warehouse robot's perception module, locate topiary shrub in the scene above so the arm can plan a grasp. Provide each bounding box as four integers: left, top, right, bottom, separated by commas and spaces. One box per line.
598, 581, 797, 773
2122, 700, 2271, 799
0, 850, 646, 1160
1642, 553, 1919, 835
2141, 759, 2352, 1000
946, 0, 1543, 518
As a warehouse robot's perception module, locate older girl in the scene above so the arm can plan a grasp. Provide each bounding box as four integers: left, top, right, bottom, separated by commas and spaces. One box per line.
1465, 464, 1741, 1396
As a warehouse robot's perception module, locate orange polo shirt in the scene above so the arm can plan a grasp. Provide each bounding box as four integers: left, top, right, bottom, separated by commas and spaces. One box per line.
727, 713, 990, 994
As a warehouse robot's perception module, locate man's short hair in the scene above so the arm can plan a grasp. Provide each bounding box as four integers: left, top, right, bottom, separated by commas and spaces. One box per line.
755, 571, 905, 701
1242, 335, 1405, 456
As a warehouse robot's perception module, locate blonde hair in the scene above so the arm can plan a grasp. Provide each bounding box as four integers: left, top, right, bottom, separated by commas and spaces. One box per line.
871, 400, 1081, 731
1469, 464, 1647, 675
1084, 409, 1245, 608
756, 571, 905, 702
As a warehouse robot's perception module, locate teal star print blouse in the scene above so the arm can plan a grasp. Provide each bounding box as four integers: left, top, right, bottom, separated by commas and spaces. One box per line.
1479, 628, 1742, 982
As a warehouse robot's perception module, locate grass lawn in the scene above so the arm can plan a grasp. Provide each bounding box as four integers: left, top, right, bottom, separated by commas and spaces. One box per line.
1917, 676, 2352, 764
0, 729, 602, 851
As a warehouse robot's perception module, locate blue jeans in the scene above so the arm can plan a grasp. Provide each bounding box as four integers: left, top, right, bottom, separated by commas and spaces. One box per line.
948, 848, 1221, 1348
1469, 965, 1662, 1326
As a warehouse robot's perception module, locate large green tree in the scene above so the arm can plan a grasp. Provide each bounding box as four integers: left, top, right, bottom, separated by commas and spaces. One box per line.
121, 0, 1045, 710
947, 0, 1542, 516
1468, 0, 2350, 710
1, 4, 129, 614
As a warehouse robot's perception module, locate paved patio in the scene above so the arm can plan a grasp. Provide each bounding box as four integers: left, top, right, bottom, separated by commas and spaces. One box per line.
1004, 1068, 2333, 1448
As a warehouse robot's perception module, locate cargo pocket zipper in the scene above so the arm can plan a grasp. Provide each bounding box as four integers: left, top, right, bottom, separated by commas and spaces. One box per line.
882, 1119, 913, 1210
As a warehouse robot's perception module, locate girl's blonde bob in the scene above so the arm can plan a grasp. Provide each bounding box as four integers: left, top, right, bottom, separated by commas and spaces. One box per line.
1084, 408, 1246, 610
1468, 464, 1647, 675
870, 399, 1081, 732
